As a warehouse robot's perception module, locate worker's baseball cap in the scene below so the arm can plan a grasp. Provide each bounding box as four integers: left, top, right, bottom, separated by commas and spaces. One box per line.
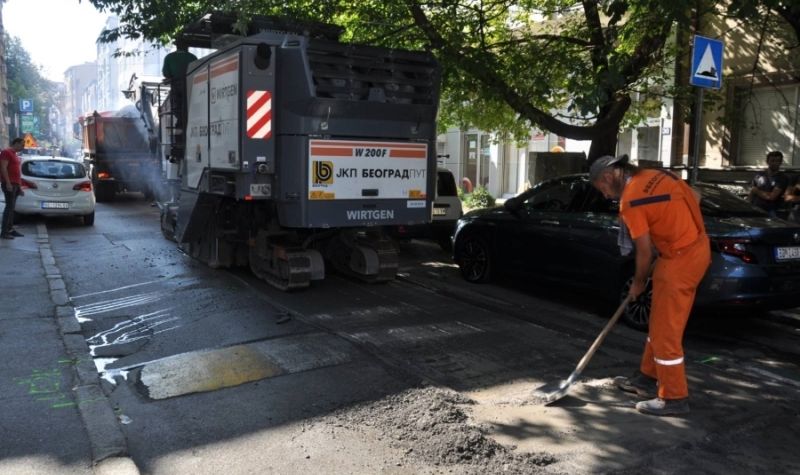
589, 154, 628, 182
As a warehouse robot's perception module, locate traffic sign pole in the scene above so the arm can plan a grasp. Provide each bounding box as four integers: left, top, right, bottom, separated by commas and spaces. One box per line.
691, 87, 704, 184
688, 35, 723, 184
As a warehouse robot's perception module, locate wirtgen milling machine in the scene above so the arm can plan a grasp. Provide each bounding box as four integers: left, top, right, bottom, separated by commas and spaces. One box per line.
153, 14, 441, 290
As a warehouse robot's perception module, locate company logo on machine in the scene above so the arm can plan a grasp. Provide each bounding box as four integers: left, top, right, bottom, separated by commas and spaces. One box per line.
246, 90, 272, 140
312, 161, 334, 185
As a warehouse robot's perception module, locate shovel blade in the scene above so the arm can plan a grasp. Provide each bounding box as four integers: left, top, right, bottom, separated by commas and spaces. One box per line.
532, 379, 573, 405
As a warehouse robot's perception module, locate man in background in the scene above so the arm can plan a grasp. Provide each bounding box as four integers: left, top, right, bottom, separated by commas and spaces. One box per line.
750, 151, 788, 217
162, 39, 197, 80
162, 39, 198, 132
0, 137, 26, 239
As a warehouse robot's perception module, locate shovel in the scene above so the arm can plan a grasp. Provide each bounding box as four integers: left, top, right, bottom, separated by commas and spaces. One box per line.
532, 294, 635, 405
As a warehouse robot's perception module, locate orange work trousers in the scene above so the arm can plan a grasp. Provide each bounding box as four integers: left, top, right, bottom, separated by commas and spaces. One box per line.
640, 235, 711, 400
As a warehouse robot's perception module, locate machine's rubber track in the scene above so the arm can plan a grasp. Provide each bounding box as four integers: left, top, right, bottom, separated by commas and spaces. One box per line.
360, 237, 398, 283
248, 231, 313, 291
327, 232, 398, 284
249, 247, 312, 291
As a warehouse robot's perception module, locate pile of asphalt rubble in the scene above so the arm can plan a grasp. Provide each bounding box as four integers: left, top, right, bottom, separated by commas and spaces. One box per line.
335, 386, 558, 474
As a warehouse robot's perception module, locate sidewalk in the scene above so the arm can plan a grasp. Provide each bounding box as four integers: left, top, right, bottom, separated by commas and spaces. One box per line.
0, 223, 135, 475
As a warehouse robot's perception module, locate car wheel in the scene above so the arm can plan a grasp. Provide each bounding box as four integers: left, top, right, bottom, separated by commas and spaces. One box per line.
619, 274, 653, 331
83, 212, 95, 226
456, 234, 492, 283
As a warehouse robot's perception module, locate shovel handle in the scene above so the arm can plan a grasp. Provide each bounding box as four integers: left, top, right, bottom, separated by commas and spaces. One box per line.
569, 260, 656, 379
570, 294, 634, 378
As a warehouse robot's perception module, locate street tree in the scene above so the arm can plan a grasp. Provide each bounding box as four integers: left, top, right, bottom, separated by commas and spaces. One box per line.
87, 0, 698, 159
4, 34, 61, 144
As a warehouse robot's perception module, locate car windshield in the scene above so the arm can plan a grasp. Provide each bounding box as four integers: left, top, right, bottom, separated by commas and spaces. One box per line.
23, 160, 86, 179
521, 177, 618, 213
697, 183, 768, 217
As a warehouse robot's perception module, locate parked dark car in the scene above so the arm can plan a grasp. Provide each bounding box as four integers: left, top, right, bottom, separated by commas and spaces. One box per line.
452, 174, 800, 329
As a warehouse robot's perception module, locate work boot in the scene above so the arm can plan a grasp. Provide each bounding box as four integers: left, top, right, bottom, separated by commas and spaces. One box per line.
636, 397, 690, 417
1, 233, 13, 240
616, 371, 657, 399
9, 229, 23, 237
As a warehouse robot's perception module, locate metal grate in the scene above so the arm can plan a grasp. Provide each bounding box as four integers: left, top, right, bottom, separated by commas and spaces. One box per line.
307, 41, 438, 105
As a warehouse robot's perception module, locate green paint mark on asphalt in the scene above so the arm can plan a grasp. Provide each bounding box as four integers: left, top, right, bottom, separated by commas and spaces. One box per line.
14, 366, 76, 410
51, 402, 77, 409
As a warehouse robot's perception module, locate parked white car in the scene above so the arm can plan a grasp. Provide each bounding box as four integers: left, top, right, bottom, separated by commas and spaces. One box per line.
10, 156, 96, 225
388, 168, 463, 249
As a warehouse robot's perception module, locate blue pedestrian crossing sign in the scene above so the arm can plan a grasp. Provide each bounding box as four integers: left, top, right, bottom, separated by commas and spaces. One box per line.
690, 35, 724, 89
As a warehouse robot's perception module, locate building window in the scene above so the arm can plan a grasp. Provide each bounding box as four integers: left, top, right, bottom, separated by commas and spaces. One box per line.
736, 83, 800, 166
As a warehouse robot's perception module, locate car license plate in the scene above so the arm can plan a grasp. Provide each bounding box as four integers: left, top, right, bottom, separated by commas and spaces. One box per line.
775, 246, 800, 261
433, 207, 447, 216
41, 202, 69, 209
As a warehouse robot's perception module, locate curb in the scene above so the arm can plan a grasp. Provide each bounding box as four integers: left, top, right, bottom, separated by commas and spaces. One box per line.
36, 223, 141, 475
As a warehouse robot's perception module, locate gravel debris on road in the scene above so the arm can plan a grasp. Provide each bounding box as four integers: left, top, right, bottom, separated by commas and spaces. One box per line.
334, 386, 560, 474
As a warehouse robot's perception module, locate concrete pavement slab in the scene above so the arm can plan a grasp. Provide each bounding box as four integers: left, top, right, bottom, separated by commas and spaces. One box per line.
0, 224, 138, 473
0, 231, 53, 320
0, 311, 92, 474
135, 332, 358, 400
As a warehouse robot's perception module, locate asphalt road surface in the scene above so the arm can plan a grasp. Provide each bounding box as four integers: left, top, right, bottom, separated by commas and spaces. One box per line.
34, 195, 800, 473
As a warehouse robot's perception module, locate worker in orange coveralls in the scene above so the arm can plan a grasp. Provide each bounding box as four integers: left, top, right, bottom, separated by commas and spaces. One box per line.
590, 155, 710, 416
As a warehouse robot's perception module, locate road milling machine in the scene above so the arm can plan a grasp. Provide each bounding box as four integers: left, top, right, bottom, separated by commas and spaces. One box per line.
137, 14, 441, 290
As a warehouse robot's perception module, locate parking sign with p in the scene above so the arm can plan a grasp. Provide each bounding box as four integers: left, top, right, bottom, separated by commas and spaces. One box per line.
19, 99, 33, 112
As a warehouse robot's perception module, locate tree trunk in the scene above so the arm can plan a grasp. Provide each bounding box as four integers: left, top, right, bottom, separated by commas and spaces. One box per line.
587, 131, 620, 163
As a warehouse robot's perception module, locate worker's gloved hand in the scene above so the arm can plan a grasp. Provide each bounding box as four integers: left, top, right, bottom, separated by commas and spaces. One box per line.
628, 278, 647, 301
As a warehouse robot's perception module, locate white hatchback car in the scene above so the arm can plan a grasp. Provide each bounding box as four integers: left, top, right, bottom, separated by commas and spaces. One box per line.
11, 156, 96, 225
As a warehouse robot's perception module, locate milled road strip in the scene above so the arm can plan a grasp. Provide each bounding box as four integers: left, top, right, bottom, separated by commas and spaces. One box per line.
38, 223, 140, 474
120, 332, 358, 400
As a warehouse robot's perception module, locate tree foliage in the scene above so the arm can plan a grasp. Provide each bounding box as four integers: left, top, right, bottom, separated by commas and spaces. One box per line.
4, 34, 61, 143
86, 0, 699, 158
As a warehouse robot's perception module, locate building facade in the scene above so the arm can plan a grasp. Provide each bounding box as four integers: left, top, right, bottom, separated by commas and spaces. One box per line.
702, 13, 800, 168
0, 1, 10, 146
63, 62, 97, 139
438, 128, 592, 199
95, 15, 169, 113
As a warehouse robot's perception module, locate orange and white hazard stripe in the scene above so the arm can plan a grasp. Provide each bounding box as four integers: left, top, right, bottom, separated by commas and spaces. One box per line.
247, 90, 272, 140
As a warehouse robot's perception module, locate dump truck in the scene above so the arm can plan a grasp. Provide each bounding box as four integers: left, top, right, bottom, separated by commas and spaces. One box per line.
145, 14, 441, 290
80, 110, 162, 202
